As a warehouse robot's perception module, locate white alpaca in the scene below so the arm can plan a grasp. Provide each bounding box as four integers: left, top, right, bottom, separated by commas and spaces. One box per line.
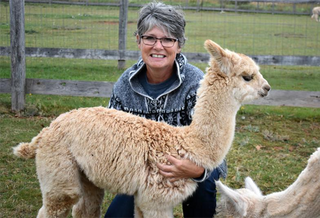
311, 6, 320, 22
216, 147, 320, 218
13, 40, 270, 218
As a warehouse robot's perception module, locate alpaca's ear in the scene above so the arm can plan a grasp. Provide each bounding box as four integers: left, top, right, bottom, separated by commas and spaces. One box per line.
216, 180, 248, 217
204, 40, 226, 63
245, 177, 263, 196
204, 40, 231, 75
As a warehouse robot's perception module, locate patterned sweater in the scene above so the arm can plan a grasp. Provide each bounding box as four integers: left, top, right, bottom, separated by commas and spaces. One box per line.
108, 53, 227, 179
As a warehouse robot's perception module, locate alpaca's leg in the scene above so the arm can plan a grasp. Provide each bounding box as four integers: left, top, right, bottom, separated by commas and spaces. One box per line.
134, 206, 143, 218
36, 205, 69, 218
135, 199, 174, 218
36, 147, 82, 218
37, 205, 69, 218
139, 208, 174, 218
38, 189, 81, 218
72, 172, 104, 218
134, 191, 177, 218
36, 206, 45, 218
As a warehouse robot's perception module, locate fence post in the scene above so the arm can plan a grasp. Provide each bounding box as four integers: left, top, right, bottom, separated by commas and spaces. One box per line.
235, 0, 238, 13
10, 0, 26, 112
272, 3, 275, 15
197, 0, 200, 12
118, 0, 128, 69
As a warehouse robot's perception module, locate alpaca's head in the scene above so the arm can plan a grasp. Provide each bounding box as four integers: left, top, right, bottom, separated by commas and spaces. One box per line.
216, 148, 320, 218
204, 40, 270, 104
216, 177, 266, 218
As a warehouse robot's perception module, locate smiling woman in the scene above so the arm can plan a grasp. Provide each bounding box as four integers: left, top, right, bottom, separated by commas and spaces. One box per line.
137, 26, 181, 84
104, 2, 227, 218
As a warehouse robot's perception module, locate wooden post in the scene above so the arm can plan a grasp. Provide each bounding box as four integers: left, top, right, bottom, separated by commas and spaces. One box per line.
235, 0, 238, 13
118, 0, 128, 69
272, 3, 275, 15
10, 0, 26, 112
220, 0, 225, 12
197, 0, 200, 12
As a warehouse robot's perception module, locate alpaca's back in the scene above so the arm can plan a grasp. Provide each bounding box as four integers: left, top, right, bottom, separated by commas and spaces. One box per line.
35, 106, 188, 193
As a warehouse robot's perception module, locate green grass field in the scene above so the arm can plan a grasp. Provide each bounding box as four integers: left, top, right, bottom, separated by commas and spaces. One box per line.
1, 100, 319, 217
0, 1, 320, 217
1, 57, 319, 217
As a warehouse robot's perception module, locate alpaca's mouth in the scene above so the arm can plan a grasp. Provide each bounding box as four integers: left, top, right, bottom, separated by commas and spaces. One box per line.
259, 90, 270, 97
259, 92, 268, 97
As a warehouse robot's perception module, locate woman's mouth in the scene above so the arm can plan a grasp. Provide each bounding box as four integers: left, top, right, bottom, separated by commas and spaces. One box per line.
151, 54, 165, 58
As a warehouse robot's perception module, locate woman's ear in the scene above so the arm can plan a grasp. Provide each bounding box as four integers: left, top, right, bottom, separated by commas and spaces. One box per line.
177, 46, 181, 54
136, 34, 141, 49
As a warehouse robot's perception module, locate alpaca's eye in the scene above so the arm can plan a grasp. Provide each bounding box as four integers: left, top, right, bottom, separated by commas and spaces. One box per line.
242, 75, 253, 82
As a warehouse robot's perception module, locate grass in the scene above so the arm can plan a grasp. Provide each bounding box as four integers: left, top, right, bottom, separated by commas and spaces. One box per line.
229, 106, 320, 191
1, 102, 319, 217
1, 57, 320, 217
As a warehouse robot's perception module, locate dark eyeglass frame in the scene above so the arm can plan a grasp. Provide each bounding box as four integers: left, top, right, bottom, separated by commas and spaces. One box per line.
140, 35, 178, 48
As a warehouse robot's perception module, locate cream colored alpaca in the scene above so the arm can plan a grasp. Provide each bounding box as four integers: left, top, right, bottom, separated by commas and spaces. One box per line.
13, 40, 270, 218
216, 147, 320, 218
311, 7, 320, 22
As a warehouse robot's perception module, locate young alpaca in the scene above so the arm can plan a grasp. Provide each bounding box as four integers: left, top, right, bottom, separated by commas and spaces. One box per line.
216, 147, 320, 218
13, 40, 270, 218
311, 6, 320, 22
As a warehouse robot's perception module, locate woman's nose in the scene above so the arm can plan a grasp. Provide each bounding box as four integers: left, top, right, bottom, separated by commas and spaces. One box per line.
153, 39, 163, 49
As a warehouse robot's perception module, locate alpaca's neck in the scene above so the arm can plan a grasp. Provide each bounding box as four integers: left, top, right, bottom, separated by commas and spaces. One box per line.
265, 156, 320, 217
183, 79, 241, 170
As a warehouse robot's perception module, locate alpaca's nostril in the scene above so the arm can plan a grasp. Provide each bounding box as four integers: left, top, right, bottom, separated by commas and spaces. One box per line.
264, 85, 271, 92
259, 85, 271, 97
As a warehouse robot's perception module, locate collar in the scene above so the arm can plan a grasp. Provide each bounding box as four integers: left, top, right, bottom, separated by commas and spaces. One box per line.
128, 53, 187, 99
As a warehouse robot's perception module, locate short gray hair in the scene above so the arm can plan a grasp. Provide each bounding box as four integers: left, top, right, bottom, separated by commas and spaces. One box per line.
136, 2, 186, 48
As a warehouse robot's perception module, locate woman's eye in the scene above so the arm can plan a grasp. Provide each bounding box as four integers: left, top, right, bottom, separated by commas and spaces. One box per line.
163, 38, 173, 43
146, 36, 155, 41
242, 75, 253, 82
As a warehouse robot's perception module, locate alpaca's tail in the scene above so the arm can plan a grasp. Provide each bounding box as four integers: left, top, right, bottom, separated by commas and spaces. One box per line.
13, 139, 38, 159
13, 127, 49, 159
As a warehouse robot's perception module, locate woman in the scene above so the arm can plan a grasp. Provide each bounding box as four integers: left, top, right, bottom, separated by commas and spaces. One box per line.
105, 2, 227, 217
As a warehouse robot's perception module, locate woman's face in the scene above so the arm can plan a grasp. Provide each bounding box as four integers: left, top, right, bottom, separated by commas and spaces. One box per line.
137, 26, 181, 74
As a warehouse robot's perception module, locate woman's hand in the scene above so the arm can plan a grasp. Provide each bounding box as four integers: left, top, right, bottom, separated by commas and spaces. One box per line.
157, 155, 204, 182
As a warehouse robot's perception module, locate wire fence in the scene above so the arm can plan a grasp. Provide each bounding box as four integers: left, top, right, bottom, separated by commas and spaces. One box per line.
1, 0, 320, 57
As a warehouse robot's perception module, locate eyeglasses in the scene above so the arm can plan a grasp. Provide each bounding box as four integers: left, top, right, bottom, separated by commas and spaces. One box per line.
140, 35, 178, 48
